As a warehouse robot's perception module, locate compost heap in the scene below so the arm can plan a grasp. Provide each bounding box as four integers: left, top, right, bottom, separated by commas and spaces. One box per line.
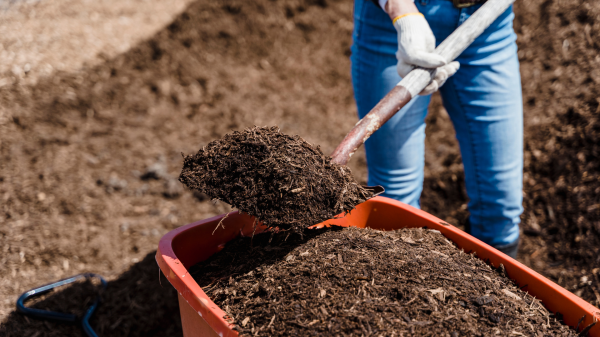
191, 227, 585, 336
179, 126, 374, 231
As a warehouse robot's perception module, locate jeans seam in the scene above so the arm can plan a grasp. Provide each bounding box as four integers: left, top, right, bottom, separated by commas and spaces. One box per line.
352, 2, 367, 113
446, 76, 485, 224
452, 8, 485, 226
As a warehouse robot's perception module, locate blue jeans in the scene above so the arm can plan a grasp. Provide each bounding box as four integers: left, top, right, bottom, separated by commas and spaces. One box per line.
351, 0, 523, 246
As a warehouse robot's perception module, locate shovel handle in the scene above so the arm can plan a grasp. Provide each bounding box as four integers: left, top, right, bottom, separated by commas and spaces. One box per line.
331, 0, 516, 165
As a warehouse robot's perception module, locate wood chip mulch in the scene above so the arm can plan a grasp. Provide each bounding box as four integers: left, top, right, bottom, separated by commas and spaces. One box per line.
179, 126, 374, 232
191, 226, 585, 336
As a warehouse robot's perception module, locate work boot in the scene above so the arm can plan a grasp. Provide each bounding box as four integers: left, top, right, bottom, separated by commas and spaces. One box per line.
463, 220, 519, 259
492, 239, 519, 259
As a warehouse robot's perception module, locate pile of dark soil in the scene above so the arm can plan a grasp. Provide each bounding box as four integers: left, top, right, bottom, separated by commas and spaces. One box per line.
510, 0, 600, 306
2, 0, 600, 334
191, 227, 580, 336
0, 0, 367, 329
180, 126, 373, 231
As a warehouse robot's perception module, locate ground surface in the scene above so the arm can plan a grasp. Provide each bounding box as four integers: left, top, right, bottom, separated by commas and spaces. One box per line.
192, 227, 576, 336
0, 0, 599, 335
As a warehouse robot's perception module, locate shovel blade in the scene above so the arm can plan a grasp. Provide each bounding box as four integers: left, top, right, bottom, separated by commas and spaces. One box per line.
364, 185, 385, 197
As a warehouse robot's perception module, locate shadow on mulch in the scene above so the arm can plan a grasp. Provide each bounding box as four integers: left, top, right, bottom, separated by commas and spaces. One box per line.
0, 252, 182, 337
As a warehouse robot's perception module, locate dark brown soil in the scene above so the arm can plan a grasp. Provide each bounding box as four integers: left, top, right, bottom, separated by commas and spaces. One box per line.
512, 0, 600, 306
179, 126, 373, 231
191, 227, 579, 336
1, 0, 600, 335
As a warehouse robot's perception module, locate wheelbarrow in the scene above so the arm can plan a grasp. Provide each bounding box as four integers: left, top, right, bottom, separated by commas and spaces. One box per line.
157, 0, 600, 334
156, 196, 600, 337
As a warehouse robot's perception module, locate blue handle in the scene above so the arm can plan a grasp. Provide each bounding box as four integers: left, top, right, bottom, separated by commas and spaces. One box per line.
16, 273, 107, 336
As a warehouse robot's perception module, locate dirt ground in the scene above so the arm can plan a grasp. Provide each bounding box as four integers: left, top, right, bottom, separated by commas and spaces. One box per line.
0, 0, 599, 336
0, 0, 194, 87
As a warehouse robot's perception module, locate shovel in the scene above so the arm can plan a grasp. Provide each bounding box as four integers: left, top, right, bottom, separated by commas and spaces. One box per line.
332, 0, 516, 197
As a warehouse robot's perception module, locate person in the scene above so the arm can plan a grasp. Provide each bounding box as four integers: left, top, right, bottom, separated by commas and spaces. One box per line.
352, 0, 522, 258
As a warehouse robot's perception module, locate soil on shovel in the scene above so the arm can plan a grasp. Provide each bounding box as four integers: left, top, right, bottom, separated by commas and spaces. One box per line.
191, 227, 583, 336
179, 126, 374, 231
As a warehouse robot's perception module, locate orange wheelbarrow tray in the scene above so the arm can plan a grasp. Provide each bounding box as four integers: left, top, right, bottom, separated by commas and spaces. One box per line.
156, 196, 600, 337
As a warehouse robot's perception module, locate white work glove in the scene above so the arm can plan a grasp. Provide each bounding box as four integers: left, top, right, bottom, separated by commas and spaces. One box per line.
393, 13, 460, 96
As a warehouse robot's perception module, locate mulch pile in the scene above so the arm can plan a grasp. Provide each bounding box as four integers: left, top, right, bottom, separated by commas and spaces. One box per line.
2, 0, 600, 335
191, 227, 582, 336
179, 126, 374, 231
511, 0, 600, 304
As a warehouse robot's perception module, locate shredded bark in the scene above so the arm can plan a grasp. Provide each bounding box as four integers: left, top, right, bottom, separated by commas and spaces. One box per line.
190, 227, 580, 336
179, 126, 374, 231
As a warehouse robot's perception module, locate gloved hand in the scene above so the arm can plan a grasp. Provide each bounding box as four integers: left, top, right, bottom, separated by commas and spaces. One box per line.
393, 13, 460, 96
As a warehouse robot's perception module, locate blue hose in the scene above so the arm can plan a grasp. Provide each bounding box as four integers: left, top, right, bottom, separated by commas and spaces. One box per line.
16, 273, 107, 337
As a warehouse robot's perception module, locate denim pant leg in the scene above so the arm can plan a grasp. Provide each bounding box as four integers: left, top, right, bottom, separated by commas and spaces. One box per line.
351, 0, 430, 208
352, 0, 523, 246
426, 3, 523, 247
